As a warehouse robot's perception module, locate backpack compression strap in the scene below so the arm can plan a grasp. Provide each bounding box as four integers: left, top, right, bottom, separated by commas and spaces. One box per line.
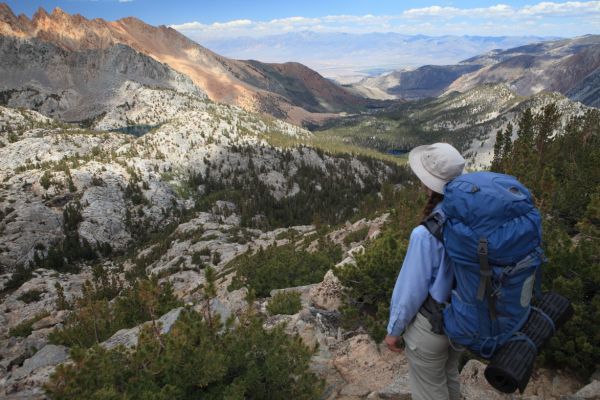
478, 238, 498, 321
422, 213, 499, 322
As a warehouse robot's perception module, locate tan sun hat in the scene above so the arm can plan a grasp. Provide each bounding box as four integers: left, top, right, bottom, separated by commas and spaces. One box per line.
408, 143, 465, 194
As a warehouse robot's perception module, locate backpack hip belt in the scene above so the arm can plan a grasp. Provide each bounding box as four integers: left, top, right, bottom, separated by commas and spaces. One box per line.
419, 294, 445, 335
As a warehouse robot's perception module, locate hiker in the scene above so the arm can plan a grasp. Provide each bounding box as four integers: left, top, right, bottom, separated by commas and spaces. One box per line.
385, 143, 465, 400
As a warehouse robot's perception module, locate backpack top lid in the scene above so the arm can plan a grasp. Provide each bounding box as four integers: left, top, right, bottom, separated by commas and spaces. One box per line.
442, 171, 542, 266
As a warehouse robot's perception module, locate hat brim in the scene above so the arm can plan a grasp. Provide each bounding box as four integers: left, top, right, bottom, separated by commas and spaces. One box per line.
408, 145, 448, 194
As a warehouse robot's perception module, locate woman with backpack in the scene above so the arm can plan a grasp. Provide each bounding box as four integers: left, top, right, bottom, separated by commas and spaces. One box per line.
384, 142, 465, 400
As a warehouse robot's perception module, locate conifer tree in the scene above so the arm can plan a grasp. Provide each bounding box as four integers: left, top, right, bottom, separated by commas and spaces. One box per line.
491, 128, 505, 172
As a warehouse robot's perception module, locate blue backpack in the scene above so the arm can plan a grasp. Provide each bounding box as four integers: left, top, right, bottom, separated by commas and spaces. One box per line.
423, 172, 544, 358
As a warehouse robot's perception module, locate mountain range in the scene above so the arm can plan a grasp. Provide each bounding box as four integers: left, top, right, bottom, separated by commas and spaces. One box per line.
0, 3, 598, 400
351, 35, 600, 108
198, 32, 552, 83
0, 4, 375, 125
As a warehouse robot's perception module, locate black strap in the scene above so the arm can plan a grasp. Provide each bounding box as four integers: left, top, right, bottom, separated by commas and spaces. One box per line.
419, 294, 445, 335
477, 238, 497, 320
421, 212, 444, 242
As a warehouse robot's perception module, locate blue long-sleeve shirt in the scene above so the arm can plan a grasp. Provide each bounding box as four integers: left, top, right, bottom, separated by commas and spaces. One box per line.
387, 205, 455, 337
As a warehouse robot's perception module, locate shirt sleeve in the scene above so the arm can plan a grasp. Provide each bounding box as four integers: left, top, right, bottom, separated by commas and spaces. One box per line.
387, 225, 441, 336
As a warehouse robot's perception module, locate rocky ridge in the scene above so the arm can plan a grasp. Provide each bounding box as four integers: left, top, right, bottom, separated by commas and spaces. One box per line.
0, 35, 206, 127
448, 35, 600, 106
350, 35, 600, 109
0, 76, 405, 397
0, 3, 374, 125
349, 64, 482, 101
0, 99, 396, 270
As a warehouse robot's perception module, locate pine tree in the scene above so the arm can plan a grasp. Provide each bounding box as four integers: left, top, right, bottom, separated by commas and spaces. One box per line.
491, 128, 505, 172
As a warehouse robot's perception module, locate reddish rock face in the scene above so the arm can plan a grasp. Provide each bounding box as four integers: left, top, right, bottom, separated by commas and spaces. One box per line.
0, 4, 372, 125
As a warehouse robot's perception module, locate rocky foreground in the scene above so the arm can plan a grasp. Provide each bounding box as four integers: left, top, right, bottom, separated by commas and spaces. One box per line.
1, 212, 598, 399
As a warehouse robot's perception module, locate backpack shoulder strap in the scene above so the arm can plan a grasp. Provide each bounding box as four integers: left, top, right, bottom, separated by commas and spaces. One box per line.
421, 212, 444, 242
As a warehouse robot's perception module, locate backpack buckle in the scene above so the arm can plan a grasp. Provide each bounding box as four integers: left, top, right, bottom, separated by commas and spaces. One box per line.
478, 238, 489, 256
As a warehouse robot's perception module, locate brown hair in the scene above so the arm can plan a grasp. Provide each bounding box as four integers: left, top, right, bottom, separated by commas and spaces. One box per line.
422, 191, 444, 218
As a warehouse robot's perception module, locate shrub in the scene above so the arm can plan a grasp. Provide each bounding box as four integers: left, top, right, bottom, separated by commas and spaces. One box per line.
45, 309, 324, 399
211, 251, 221, 265
191, 252, 206, 268
267, 291, 302, 315
9, 311, 50, 338
229, 239, 342, 297
54, 282, 70, 311
18, 289, 43, 303
3, 264, 33, 293
343, 226, 370, 246
40, 171, 53, 190
49, 274, 181, 348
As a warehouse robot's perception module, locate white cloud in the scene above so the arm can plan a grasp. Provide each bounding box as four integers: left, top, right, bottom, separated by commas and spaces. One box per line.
170, 1, 600, 39
520, 1, 600, 15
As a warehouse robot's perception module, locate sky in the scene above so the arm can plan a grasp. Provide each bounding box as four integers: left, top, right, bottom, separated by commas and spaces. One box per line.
5, 0, 600, 39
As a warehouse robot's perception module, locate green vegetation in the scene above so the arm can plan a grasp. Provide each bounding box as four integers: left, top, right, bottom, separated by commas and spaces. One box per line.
193, 145, 410, 231
191, 251, 207, 268
335, 186, 424, 341
40, 171, 53, 190
45, 308, 323, 400
267, 291, 302, 315
54, 282, 70, 311
9, 311, 51, 338
2, 263, 33, 294
228, 239, 342, 297
49, 265, 181, 348
315, 84, 522, 157
17, 289, 43, 303
45, 263, 322, 399
343, 226, 370, 246
262, 128, 405, 165
33, 202, 96, 273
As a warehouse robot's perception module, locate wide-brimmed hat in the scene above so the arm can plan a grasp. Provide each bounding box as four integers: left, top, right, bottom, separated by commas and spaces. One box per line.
408, 143, 465, 194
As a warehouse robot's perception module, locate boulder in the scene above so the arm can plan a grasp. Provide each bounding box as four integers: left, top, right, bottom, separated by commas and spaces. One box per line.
572, 380, 600, 400
9, 344, 69, 381
310, 270, 343, 311
30, 310, 68, 331
332, 334, 408, 393
377, 375, 412, 399
459, 359, 582, 400
101, 307, 183, 350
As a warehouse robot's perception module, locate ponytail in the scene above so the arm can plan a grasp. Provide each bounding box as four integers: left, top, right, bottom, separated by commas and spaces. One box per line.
422, 191, 444, 218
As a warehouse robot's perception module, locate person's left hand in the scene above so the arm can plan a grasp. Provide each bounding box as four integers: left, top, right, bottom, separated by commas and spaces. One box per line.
384, 334, 403, 353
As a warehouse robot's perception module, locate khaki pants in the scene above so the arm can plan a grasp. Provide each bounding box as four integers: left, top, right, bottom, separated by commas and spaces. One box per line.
403, 312, 462, 400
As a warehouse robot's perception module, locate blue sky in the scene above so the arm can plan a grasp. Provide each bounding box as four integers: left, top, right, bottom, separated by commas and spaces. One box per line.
5, 0, 600, 38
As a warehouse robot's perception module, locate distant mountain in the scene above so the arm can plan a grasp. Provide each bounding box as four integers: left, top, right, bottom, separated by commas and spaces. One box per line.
448, 35, 600, 107
347, 64, 482, 100
0, 4, 373, 125
199, 32, 551, 83
353, 35, 600, 108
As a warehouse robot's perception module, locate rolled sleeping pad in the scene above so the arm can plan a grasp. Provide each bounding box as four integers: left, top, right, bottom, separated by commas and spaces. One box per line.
484, 340, 536, 393
484, 292, 574, 394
